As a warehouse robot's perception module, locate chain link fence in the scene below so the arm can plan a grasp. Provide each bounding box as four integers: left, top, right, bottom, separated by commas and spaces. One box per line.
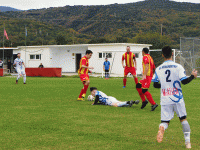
179, 37, 200, 76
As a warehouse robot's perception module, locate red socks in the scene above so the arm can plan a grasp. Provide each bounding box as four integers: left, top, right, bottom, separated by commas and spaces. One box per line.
123, 79, 127, 86
79, 84, 89, 98
83, 84, 89, 94
144, 91, 156, 105
78, 88, 84, 98
136, 88, 146, 102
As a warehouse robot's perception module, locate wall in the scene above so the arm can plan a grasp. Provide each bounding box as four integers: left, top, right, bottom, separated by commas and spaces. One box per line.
16, 46, 50, 68
49, 45, 88, 72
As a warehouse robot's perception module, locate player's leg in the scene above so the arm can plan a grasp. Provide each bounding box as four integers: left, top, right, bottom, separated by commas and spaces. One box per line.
123, 67, 128, 88
21, 70, 26, 84
16, 68, 21, 84
123, 75, 127, 88
107, 70, 109, 78
136, 82, 147, 108
175, 102, 191, 148
131, 67, 138, 84
108, 97, 129, 107
157, 105, 173, 143
82, 79, 90, 98
78, 81, 85, 101
105, 70, 107, 79
141, 77, 158, 111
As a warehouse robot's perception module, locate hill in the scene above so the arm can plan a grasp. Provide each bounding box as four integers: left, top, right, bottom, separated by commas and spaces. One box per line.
0, 0, 200, 48
0, 6, 21, 12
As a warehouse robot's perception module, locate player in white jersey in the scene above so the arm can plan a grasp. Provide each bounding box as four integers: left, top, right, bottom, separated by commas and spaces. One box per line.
14, 53, 26, 84
90, 87, 139, 107
152, 46, 198, 149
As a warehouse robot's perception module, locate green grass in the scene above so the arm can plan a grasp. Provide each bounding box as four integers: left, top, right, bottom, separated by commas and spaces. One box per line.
0, 77, 200, 150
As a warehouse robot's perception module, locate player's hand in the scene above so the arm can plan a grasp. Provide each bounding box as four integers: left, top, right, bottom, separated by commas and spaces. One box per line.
123, 65, 125, 68
142, 75, 146, 80
89, 70, 92, 73
89, 67, 94, 69
135, 67, 137, 71
191, 69, 198, 78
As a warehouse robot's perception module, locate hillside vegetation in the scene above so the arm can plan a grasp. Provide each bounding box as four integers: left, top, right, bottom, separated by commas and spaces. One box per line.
0, 0, 199, 49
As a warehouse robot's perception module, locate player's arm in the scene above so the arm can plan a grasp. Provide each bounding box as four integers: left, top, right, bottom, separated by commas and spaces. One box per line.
142, 64, 149, 79
122, 55, 125, 68
22, 62, 26, 68
13, 60, 16, 66
181, 69, 198, 85
134, 57, 137, 70
92, 95, 103, 105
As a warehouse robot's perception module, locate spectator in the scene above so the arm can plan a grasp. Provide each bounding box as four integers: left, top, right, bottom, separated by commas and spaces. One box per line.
0, 59, 3, 68
7, 59, 12, 73
39, 63, 44, 68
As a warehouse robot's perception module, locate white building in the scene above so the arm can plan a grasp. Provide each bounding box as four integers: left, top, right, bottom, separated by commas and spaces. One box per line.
13, 43, 152, 76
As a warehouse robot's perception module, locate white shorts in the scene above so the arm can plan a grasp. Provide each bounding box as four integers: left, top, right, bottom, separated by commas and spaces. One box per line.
106, 96, 120, 106
16, 68, 26, 75
161, 102, 187, 121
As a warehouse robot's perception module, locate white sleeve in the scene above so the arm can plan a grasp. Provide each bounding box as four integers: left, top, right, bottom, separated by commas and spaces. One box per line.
179, 65, 187, 81
14, 59, 16, 64
152, 70, 159, 82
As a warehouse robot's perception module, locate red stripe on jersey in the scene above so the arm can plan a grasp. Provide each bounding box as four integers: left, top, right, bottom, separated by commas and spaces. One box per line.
78, 56, 89, 75
142, 54, 155, 77
122, 52, 135, 67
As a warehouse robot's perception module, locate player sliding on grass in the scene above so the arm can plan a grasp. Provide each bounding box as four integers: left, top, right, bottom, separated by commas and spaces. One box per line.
152, 46, 198, 149
13, 53, 26, 84
77, 50, 94, 101
90, 87, 140, 107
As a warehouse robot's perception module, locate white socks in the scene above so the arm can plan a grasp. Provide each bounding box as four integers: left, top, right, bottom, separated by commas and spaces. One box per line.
181, 120, 191, 143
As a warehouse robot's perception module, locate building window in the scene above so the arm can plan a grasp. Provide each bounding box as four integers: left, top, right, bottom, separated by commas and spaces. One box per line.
99, 53, 112, 58
30, 54, 41, 60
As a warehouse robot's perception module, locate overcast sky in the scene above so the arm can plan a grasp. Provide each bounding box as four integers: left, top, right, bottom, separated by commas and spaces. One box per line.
1, 0, 200, 10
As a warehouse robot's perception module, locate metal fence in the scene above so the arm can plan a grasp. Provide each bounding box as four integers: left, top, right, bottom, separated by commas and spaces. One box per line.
180, 37, 200, 76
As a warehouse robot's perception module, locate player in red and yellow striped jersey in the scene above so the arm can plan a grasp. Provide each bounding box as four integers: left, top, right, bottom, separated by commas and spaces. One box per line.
122, 46, 138, 88
136, 48, 158, 111
77, 50, 94, 101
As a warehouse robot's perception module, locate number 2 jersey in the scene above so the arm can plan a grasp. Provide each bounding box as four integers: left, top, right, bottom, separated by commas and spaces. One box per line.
14, 58, 24, 70
152, 60, 187, 105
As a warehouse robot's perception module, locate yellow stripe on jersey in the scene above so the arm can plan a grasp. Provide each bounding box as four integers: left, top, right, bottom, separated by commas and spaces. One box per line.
127, 53, 130, 67
131, 53, 134, 67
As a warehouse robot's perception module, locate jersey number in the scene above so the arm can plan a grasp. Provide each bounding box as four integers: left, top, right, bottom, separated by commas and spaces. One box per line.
165, 70, 171, 82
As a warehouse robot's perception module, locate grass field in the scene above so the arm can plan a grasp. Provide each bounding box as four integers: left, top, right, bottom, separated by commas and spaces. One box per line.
0, 76, 200, 150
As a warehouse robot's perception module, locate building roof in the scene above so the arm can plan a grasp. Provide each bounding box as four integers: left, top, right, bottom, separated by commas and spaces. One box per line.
17, 43, 152, 49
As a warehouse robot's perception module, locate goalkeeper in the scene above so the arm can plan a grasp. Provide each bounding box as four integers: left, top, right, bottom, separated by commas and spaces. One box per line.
103, 58, 110, 79
90, 87, 139, 107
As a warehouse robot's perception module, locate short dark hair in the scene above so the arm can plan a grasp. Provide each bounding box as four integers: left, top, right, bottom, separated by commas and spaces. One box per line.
142, 48, 149, 54
127, 46, 130, 48
90, 87, 97, 92
17, 53, 21, 55
162, 46, 172, 58
86, 50, 93, 55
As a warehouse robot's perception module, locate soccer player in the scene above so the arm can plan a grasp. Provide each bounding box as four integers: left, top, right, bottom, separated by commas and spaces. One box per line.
77, 50, 94, 101
103, 58, 110, 79
136, 48, 158, 111
90, 87, 140, 107
152, 46, 198, 149
122, 46, 138, 88
13, 53, 26, 84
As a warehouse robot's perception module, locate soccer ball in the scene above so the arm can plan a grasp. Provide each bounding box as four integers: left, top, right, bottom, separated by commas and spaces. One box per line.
87, 95, 95, 101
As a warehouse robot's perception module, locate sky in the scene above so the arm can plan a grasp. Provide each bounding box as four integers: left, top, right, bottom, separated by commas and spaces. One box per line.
1, 0, 200, 10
